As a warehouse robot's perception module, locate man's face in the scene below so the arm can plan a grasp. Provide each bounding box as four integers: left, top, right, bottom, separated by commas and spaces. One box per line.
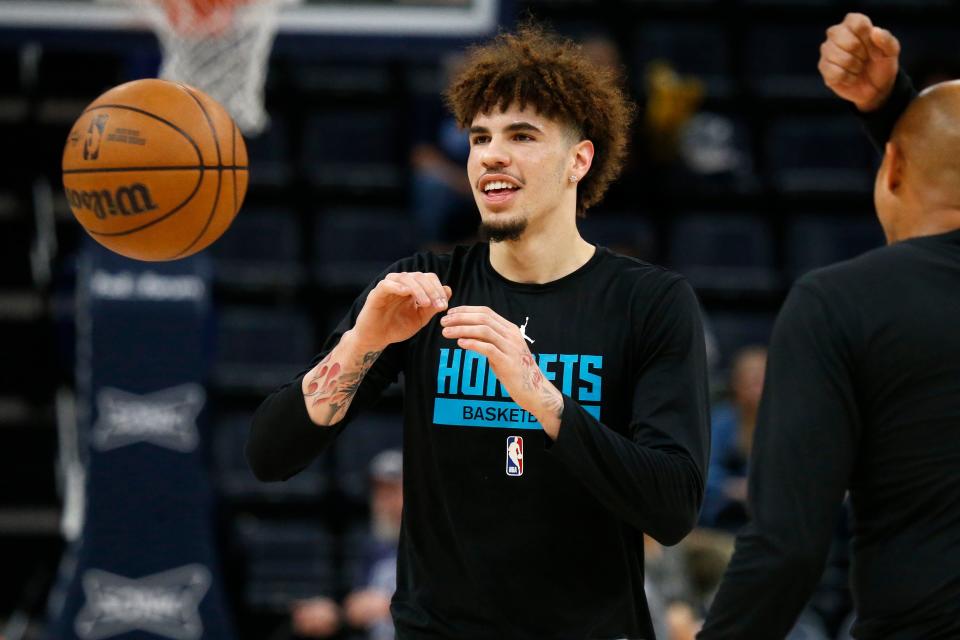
732, 350, 767, 413
466, 104, 577, 241
371, 478, 403, 542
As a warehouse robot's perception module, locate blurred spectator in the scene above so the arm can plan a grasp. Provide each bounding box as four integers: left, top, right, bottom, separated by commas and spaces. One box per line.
410, 55, 474, 249
646, 529, 744, 640
289, 450, 403, 640
700, 346, 767, 532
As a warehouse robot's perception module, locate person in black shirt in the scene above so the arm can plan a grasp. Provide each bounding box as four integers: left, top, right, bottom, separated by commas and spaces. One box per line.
247, 25, 710, 640
699, 14, 960, 639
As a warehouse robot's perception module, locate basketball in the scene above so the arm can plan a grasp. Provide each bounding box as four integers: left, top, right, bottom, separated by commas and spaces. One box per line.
62, 78, 248, 261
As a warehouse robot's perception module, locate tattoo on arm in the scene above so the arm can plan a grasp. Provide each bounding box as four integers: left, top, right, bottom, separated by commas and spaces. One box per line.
520, 353, 544, 391
520, 352, 564, 420
304, 349, 383, 424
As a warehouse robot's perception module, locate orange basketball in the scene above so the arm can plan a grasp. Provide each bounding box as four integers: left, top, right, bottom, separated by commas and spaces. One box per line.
62, 78, 248, 261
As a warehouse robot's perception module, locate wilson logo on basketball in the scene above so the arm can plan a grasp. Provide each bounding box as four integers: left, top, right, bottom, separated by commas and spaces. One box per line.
83, 114, 110, 160
66, 183, 159, 219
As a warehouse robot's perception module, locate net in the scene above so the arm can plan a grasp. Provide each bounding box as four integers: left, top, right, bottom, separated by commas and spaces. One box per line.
136, 0, 296, 135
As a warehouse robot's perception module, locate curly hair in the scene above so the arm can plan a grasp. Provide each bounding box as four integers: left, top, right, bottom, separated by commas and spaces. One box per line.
445, 23, 635, 216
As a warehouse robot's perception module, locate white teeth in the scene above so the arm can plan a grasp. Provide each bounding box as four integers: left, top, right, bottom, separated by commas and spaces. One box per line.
483, 180, 518, 192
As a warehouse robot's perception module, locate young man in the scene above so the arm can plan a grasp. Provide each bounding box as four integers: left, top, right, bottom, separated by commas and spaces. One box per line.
248, 26, 710, 639
699, 14, 960, 639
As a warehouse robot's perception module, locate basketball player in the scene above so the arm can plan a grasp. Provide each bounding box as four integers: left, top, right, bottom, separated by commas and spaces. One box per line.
698, 15, 960, 639
247, 25, 710, 639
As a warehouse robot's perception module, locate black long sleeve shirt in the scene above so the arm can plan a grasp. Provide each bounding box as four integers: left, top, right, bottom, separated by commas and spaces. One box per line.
248, 244, 710, 639
700, 73, 960, 639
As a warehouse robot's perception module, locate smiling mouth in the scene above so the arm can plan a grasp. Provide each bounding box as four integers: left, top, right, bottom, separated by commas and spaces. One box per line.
481, 188, 519, 205
481, 180, 521, 196
479, 179, 522, 206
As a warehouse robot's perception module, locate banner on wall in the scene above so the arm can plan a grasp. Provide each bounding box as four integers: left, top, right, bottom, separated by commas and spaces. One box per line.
47, 241, 234, 640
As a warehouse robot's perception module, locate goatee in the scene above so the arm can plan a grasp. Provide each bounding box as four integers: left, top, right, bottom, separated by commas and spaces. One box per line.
479, 218, 528, 243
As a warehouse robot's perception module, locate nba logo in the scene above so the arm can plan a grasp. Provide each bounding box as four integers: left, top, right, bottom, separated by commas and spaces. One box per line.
506, 436, 523, 476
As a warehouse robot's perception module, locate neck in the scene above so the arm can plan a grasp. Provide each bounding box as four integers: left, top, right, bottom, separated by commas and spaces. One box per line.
487, 210, 595, 284
895, 207, 960, 242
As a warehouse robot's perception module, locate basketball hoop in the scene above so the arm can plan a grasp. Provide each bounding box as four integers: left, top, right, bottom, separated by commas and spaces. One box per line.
135, 0, 298, 135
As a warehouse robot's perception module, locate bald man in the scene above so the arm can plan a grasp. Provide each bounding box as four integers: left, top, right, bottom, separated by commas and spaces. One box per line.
699, 15, 960, 640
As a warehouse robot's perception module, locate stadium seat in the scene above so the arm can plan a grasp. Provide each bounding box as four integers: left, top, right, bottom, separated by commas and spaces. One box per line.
213, 412, 329, 501
626, 0, 718, 5
739, 0, 833, 5
214, 306, 314, 392
245, 116, 292, 188
235, 516, 337, 610
333, 411, 403, 504
313, 208, 416, 291
632, 22, 732, 98
341, 524, 375, 593
291, 62, 392, 97
35, 49, 125, 125
669, 214, 779, 293
861, 0, 951, 7
0, 218, 35, 287
786, 216, 886, 278
578, 214, 657, 261
212, 207, 303, 289
894, 26, 960, 72
743, 25, 835, 99
0, 48, 27, 123
765, 116, 875, 195
707, 311, 777, 368
301, 110, 402, 190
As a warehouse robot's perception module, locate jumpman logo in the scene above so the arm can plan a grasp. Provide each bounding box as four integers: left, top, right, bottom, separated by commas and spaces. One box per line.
520, 317, 535, 344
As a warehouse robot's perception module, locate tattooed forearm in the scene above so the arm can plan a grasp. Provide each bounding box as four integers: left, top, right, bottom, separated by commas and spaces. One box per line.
304, 353, 339, 398
543, 386, 564, 420
303, 348, 382, 426
519, 352, 564, 423
520, 353, 545, 392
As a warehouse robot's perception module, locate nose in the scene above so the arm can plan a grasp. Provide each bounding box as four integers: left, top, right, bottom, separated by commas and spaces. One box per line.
480, 135, 511, 169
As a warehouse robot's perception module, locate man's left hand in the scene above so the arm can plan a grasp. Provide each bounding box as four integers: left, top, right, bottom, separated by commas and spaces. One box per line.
441, 306, 564, 438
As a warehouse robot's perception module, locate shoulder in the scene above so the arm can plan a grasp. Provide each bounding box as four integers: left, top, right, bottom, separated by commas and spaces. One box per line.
597, 248, 692, 302
794, 242, 903, 301
595, 250, 702, 343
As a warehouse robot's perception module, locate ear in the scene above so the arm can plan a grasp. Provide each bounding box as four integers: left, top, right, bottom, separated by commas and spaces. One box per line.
570, 139, 595, 181
883, 141, 904, 193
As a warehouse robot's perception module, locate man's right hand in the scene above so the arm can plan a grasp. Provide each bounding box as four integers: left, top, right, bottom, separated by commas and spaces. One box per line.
301, 272, 451, 427
353, 272, 453, 350
819, 13, 900, 112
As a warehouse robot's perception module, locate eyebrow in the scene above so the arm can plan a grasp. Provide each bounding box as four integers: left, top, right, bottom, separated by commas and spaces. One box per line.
468, 122, 544, 135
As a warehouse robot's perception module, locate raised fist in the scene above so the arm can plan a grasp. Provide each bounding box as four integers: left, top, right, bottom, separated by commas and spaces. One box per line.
819, 13, 900, 112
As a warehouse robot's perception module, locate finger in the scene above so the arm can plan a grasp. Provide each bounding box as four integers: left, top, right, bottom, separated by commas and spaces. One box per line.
871, 27, 900, 58
441, 312, 514, 342
819, 58, 858, 87
842, 12, 873, 39
418, 272, 448, 309
820, 40, 865, 76
442, 322, 509, 350
455, 337, 502, 362
442, 285, 453, 301
445, 304, 510, 326
374, 279, 411, 298
842, 13, 883, 58
826, 24, 868, 63
445, 306, 517, 337
393, 272, 432, 308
